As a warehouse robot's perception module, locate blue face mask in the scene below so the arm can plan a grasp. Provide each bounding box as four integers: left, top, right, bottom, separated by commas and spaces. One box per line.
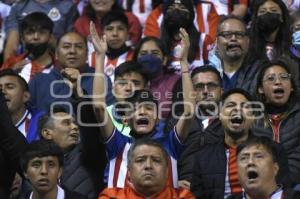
137, 54, 163, 77
292, 31, 300, 49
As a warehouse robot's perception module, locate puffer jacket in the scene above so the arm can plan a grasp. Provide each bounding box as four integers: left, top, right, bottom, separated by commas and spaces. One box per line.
252, 103, 300, 186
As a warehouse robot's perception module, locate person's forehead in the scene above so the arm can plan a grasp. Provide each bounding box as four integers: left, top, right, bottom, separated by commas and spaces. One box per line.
117, 72, 144, 81
224, 93, 248, 103
264, 65, 288, 75
29, 156, 59, 163
0, 75, 19, 84
239, 144, 270, 155
105, 20, 127, 28
192, 71, 219, 83
220, 19, 246, 32
59, 33, 85, 45
51, 112, 73, 122
133, 145, 164, 157
259, 0, 280, 10
140, 40, 161, 51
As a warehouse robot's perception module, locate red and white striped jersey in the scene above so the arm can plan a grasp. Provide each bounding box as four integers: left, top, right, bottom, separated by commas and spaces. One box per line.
143, 2, 220, 40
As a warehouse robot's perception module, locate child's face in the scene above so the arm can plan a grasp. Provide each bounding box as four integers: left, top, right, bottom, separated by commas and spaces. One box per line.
103, 21, 129, 49
25, 156, 62, 194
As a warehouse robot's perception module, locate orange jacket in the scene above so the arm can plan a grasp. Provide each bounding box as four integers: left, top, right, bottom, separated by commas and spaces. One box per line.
99, 186, 195, 199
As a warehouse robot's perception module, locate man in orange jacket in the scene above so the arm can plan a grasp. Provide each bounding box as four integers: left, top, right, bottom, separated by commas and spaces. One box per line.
99, 138, 195, 199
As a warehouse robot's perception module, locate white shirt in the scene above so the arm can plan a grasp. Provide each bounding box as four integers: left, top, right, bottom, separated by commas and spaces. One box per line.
29, 185, 65, 199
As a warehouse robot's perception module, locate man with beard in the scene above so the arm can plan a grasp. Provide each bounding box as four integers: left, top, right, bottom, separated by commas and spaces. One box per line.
177, 65, 223, 189
211, 15, 249, 92
2, 12, 55, 82
190, 88, 256, 199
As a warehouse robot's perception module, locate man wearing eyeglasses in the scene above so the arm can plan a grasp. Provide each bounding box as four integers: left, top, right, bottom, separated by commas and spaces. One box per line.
178, 65, 224, 190
252, 58, 300, 187
213, 15, 249, 92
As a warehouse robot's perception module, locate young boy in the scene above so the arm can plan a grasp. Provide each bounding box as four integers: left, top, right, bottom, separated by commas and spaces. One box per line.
20, 140, 87, 199
89, 10, 133, 82
2, 12, 55, 82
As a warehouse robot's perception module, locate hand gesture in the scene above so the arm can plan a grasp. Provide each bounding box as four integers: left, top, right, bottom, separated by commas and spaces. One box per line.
178, 28, 190, 62
89, 21, 107, 55
61, 68, 80, 83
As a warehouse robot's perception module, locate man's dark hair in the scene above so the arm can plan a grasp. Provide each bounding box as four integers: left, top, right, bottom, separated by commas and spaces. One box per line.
237, 136, 279, 163
101, 9, 129, 28
191, 65, 222, 85
221, 88, 253, 103
126, 89, 158, 107
57, 31, 88, 51
20, 12, 54, 36
217, 14, 247, 35
133, 36, 169, 60
127, 138, 168, 167
114, 61, 149, 84
0, 69, 29, 91
38, 106, 69, 139
20, 140, 64, 172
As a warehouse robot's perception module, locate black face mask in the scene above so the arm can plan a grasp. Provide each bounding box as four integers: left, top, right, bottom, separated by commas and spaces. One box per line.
25, 43, 48, 58
257, 12, 282, 35
164, 9, 191, 31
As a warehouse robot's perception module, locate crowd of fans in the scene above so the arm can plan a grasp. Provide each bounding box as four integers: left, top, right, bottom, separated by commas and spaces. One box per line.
0, 0, 300, 198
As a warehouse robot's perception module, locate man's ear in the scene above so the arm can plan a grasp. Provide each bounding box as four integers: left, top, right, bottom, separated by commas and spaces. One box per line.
273, 162, 279, 177
23, 91, 30, 103
162, 56, 168, 66
41, 128, 53, 140
24, 172, 28, 179
57, 168, 63, 179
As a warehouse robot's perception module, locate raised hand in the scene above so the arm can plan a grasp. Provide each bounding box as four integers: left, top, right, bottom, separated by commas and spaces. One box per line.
89, 21, 107, 55
178, 28, 190, 62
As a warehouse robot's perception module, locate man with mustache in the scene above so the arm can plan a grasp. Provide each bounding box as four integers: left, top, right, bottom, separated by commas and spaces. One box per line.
178, 65, 224, 189
212, 15, 249, 92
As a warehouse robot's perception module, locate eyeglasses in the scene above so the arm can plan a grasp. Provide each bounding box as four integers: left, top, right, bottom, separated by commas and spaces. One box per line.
217, 31, 247, 39
263, 73, 292, 83
194, 82, 220, 91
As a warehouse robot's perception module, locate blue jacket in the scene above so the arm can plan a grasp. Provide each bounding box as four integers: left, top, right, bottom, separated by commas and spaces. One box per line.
29, 66, 114, 112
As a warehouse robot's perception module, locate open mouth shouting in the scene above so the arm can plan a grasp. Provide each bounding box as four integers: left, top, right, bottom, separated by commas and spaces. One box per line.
230, 114, 244, 129
273, 87, 285, 98
247, 170, 259, 183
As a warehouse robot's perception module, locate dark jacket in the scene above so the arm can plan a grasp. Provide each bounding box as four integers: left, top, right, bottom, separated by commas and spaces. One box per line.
60, 98, 107, 199
190, 135, 291, 199
252, 103, 300, 186
178, 119, 223, 181
0, 92, 28, 199
227, 189, 300, 199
